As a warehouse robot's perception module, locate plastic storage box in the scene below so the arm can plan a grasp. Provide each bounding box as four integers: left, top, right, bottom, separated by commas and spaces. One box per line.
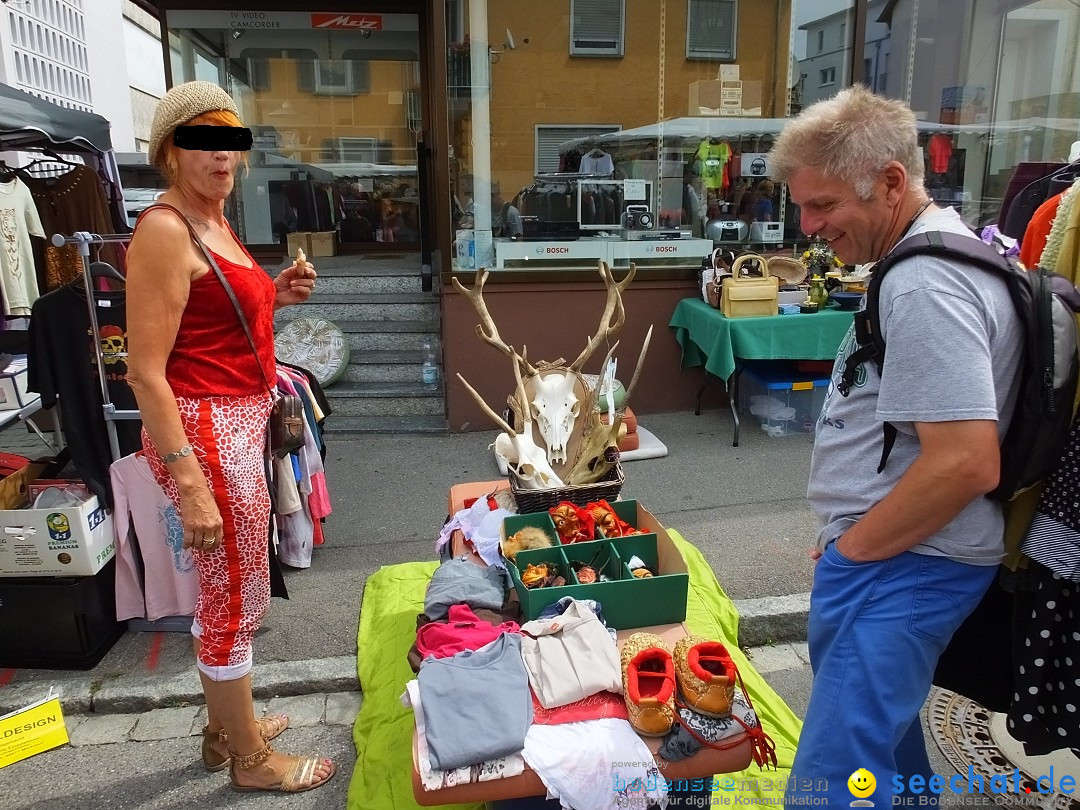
739, 361, 831, 436
0, 558, 124, 669
502, 500, 688, 629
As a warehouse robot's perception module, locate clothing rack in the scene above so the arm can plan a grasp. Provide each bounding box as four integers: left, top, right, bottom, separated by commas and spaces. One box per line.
533, 172, 612, 182
49, 230, 136, 462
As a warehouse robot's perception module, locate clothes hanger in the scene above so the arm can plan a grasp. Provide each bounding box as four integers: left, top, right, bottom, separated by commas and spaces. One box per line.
89, 238, 125, 285
20, 147, 81, 175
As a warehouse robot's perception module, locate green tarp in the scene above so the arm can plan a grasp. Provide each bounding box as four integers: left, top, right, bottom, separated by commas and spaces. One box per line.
349, 531, 802, 809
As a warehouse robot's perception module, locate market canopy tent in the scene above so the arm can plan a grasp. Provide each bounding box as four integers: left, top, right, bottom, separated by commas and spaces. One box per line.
560, 116, 1080, 155
0, 82, 112, 152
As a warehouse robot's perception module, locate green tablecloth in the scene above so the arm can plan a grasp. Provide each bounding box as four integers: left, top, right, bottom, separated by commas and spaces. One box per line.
669, 297, 855, 381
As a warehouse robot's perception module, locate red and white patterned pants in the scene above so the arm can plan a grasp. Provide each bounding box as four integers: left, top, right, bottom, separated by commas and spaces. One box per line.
143, 393, 274, 681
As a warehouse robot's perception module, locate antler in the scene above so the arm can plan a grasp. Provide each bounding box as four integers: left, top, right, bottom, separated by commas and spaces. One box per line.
620, 325, 653, 408
456, 373, 516, 436
452, 269, 538, 376
568, 261, 637, 372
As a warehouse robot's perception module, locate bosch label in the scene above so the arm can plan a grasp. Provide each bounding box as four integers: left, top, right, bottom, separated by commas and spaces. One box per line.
546, 247, 570, 254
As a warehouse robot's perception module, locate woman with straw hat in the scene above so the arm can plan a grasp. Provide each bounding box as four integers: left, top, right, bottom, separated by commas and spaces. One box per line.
125, 81, 334, 794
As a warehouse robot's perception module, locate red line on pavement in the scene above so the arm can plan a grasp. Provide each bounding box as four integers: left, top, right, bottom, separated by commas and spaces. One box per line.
146, 632, 165, 671
0, 669, 15, 686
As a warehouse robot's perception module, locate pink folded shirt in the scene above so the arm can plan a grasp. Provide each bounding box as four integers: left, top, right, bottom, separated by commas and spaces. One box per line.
416, 604, 520, 660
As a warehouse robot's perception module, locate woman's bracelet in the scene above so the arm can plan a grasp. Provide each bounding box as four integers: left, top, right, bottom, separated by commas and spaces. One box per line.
162, 443, 194, 464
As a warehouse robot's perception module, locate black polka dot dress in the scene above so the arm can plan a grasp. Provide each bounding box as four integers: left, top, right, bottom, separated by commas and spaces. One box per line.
1005, 561, 1080, 756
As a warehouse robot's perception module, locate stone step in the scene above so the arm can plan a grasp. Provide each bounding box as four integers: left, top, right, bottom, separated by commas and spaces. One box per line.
323, 415, 448, 434
276, 294, 439, 324
322, 320, 441, 353
324, 381, 445, 417
315, 273, 427, 296
342, 349, 440, 384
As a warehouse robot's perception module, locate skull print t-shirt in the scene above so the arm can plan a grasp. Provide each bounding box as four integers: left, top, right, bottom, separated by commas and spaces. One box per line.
28, 284, 142, 507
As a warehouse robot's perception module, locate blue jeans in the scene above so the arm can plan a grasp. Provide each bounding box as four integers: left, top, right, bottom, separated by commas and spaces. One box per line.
786, 543, 996, 808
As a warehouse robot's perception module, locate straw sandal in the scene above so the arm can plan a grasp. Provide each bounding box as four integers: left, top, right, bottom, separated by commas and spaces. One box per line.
672, 635, 737, 718
201, 714, 290, 772
620, 632, 678, 737
228, 742, 337, 793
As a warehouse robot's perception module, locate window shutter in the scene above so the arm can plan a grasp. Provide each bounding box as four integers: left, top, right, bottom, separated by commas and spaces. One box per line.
687, 0, 737, 60
535, 124, 621, 174
571, 0, 624, 56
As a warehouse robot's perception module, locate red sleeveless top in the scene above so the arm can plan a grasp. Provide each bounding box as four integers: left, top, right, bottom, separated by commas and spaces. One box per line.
135, 209, 277, 397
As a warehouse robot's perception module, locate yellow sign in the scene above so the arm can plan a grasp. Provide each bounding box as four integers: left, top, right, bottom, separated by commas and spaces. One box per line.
0, 697, 69, 769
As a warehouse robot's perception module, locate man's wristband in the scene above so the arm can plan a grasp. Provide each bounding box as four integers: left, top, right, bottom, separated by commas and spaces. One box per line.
162, 444, 194, 464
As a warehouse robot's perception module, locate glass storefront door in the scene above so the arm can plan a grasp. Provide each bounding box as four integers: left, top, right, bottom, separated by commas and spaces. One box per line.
166, 9, 423, 251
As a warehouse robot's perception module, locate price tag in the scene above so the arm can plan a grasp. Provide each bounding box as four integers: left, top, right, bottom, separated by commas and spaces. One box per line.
624, 180, 647, 201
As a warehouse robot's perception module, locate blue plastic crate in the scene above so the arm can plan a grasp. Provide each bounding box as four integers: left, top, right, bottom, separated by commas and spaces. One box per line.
739, 361, 831, 436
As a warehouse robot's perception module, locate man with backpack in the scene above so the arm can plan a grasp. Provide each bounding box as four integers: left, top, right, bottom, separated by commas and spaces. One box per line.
769, 85, 1024, 807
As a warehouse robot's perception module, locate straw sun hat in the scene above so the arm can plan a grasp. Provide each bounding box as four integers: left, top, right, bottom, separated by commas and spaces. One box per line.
148, 81, 239, 168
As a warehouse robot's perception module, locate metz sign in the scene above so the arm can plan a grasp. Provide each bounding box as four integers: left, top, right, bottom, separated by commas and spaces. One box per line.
310, 13, 383, 30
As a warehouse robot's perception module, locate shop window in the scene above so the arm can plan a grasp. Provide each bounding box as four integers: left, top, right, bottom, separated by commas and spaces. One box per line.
314, 60, 354, 95
820, 67, 835, 87
535, 124, 621, 174
238, 48, 322, 94
686, 0, 736, 60
570, 0, 624, 57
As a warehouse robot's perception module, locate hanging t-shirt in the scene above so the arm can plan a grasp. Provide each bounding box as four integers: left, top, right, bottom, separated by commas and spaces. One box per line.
27, 284, 142, 507
24, 165, 119, 290
0, 178, 44, 316
928, 134, 953, 175
110, 452, 198, 622
579, 151, 615, 176
695, 140, 731, 191
1018, 190, 1064, 270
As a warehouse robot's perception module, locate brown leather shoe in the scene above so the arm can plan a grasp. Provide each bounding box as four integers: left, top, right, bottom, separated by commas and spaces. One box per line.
673, 635, 737, 718
620, 632, 677, 736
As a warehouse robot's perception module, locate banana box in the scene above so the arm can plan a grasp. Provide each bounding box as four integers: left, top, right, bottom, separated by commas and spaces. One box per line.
0, 493, 114, 577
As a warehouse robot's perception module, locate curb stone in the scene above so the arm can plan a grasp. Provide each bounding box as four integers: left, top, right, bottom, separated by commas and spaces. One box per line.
734, 592, 811, 647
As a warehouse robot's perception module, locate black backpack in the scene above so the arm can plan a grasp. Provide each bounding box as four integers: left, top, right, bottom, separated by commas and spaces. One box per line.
837, 230, 1080, 502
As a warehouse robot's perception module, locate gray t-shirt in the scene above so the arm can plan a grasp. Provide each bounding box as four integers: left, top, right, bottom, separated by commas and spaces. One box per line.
807, 207, 1023, 565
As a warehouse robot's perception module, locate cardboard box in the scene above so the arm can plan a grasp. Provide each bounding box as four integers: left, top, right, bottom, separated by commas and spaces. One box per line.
0, 356, 37, 411
286, 231, 311, 257
0, 491, 115, 576
689, 80, 762, 116
308, 231, 336, 258
503, 500, 689, 629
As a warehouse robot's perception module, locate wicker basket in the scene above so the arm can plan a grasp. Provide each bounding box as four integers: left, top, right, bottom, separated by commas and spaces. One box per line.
509, 461, 625, 514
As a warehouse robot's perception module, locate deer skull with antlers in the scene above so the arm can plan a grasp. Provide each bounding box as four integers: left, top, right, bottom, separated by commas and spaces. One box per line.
453, 261, 651, 488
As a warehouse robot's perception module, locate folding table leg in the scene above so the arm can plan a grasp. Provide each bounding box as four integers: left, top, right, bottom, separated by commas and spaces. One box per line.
728, 367, 742, 447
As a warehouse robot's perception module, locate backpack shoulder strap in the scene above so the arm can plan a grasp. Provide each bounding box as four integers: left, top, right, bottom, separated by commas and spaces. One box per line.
838, 231, 1013, 396
840, 230, 1014, 472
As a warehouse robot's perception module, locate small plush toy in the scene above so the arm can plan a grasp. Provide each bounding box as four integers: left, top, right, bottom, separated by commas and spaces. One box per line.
502, 526, 554, 561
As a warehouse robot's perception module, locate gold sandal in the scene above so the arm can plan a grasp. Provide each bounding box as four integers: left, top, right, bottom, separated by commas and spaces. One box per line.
201, 714, 290, 772
229, 742, 337, 793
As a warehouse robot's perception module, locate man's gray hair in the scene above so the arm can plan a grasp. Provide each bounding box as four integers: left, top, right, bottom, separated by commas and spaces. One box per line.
769, 84, 924, 200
